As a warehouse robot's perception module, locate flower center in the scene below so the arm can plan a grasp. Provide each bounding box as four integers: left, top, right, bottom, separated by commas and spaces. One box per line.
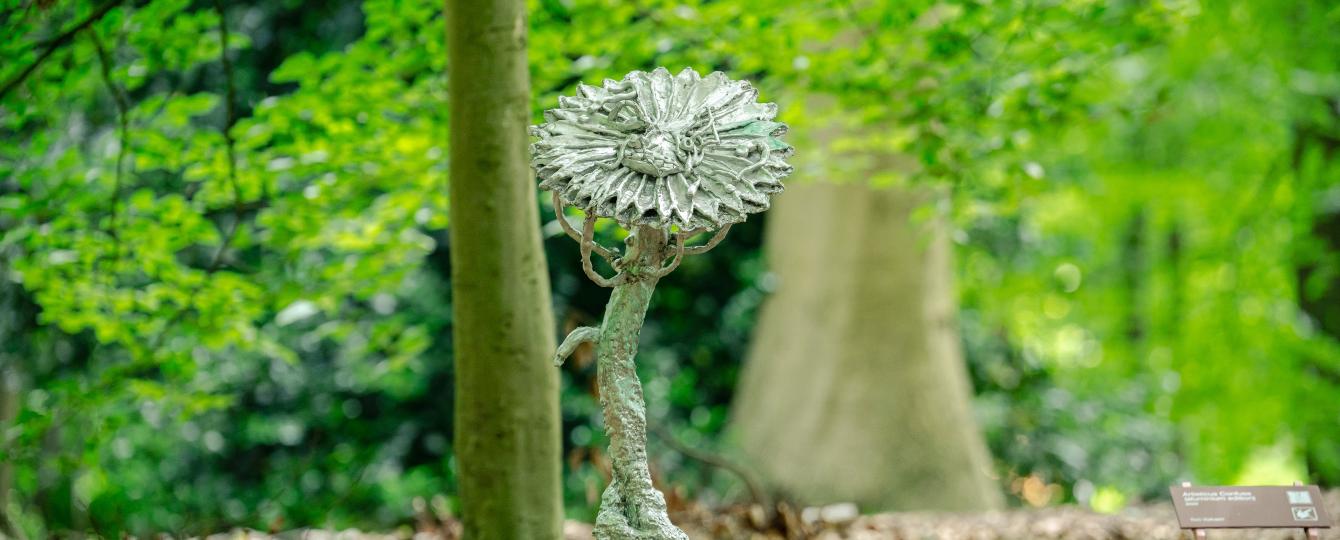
621, 130, 690, 178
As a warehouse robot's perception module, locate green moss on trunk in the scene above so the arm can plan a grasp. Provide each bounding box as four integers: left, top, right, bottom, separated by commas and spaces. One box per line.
446, 0, 563, 536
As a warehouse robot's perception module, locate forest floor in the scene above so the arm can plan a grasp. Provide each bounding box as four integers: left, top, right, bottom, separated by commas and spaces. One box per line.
205, 490, 1340, 540
661, 491, 1340, 539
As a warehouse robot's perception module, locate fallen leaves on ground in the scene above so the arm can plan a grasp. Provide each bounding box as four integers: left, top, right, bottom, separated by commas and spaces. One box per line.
203, 490, 1338, 540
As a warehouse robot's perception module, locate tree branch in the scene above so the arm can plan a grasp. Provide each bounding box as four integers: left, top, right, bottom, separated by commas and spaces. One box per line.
89, 28, 130, 266
0, 0, 123, 101
553, 191, 618, 262
581, 213, 625, 287
554, 326, 599, 366
206, 0, 241, 272
146, 6, 246, 354
646, 232, 684, 279
684, 224, 731, 255
649, 423, 772, 511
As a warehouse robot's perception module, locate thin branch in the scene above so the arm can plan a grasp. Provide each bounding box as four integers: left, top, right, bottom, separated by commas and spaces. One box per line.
649, 423, 772, 511
0, 0, 123, 101
0, 2, 35, 29
203, 198, 268, 219
646, 232, 684, 279
683, 223, 731, 255
89, 28, 130, 266
146, 1, 249, 356
207, 0, 241, 272
581, 214, 624, 287
146, 5, 246, 354
552, 191, 617, 262
554, 326, 599, 367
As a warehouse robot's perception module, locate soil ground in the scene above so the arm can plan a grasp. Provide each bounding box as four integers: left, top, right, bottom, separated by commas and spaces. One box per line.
204, 490, 1340, 540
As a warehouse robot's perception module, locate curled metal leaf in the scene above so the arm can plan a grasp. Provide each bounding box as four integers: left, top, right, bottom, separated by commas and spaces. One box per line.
532, 67, 794, 230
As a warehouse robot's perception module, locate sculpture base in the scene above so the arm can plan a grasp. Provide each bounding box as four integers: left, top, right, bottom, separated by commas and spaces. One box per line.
593, 480, 688, 540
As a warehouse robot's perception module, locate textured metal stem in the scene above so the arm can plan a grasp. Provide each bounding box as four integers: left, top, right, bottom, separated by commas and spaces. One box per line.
683, 224, 731, 255
582, 214, 626, 288
554, 326, 600, 367
554, 191, 617, 263
646, 233, 685, 279
592, 226, 687, 540
537, 69, 790, 539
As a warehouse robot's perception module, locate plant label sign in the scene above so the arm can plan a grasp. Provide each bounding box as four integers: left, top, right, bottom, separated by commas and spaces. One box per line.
1170, 485, 1333, 529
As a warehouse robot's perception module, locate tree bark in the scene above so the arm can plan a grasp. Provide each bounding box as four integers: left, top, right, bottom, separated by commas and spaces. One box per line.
0, 366, 18, 538
445, 0, 563, 536
731, 181, 1003, 512
0, 262, 28, 539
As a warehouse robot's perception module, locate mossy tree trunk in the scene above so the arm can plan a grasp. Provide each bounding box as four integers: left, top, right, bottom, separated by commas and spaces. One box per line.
446, 0, 563, 537
0, 367, 17, 538
731, 181, 1002, 512
0, 268, 28, 538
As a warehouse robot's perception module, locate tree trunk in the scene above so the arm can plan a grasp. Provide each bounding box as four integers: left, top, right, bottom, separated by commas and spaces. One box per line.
0, 265, 29, 539
445, 0, 563, 537
0, 366, 18, 538
731, 181, 1003, 512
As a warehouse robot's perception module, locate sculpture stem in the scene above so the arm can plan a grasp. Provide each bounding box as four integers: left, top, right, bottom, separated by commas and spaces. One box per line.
591, 226, 687, 540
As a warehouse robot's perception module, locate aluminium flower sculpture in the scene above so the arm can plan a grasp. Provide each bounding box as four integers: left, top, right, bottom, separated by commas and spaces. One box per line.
534, 67, 792, 232
535, 67, 792, 539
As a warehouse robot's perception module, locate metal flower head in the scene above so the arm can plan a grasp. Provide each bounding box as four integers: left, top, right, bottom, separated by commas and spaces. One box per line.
532, 67, 793, 230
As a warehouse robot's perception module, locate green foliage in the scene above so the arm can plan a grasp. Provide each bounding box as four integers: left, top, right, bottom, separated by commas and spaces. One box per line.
2, 0, 446, 534
965, 0, 1340, 492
